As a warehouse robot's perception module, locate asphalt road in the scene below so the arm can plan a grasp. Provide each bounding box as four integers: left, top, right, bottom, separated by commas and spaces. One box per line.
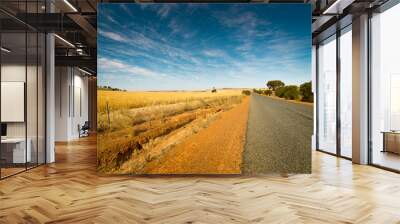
242, 94, 313, 174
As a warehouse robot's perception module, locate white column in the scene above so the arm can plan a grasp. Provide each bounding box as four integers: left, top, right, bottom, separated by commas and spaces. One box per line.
46, 33, 55, 163
45, 0, 55, 163
312, 45, 317, 151
352, 14, 369, 164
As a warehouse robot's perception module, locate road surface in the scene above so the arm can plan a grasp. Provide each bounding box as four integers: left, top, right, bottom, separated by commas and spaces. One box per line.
242, 94, 313, 174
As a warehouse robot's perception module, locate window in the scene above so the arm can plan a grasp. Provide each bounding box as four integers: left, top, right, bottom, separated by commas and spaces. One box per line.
339, 26, 352, 158
370, 3, 400, 171
317, 35, 337, 154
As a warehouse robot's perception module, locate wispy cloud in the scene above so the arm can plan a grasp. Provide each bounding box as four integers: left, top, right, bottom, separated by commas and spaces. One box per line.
99, 57, 167, 78
103, 11, 120, 25
218, 11, 263, 28
98, 30, 128, 42
168, 18, 197, 39
156, 4, 176, 18
216, 9, 270, 37
120, 4, 133, 17
202, 49, 226, 58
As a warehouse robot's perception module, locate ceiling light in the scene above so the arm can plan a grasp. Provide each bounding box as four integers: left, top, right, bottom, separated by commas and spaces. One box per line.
76, 48, 85, 55
78, 67, 92, 76
63, 0, 78, 12
54, 34, 75, 48
1, 47, 11, 53
322, 0, 354, 15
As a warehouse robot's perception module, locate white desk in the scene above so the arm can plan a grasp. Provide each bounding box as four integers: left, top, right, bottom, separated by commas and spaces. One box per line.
1, 138, 31, 163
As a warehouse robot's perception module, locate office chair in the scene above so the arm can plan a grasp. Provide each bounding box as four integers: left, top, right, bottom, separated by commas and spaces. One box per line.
79, 121, 90, 138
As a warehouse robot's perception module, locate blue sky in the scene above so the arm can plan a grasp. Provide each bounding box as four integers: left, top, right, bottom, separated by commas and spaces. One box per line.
98, 4, 311, 91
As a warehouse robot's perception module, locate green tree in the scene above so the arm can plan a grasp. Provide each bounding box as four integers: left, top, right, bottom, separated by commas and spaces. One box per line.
299, 81, 313, 102
266, 80, 285, 91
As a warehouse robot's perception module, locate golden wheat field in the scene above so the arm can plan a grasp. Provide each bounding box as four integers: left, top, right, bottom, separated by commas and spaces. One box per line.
97, 89, 244, 113
97, 89, 246, 174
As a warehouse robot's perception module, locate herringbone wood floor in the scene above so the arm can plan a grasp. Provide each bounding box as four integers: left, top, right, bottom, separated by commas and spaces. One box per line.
1, 136, 400, 224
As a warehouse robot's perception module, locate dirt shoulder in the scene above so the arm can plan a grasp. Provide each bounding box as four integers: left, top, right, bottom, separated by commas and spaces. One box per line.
144, 97, 250, 174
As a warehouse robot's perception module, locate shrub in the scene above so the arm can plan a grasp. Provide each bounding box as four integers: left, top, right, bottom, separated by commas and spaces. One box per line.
252, 89, 263, 94
263, 89, 273, 96
300, 81, 313, 102
242, 90, 251, 95
275, 86, 300, 100
283, 85, 300, 100
275, 86, 286, 98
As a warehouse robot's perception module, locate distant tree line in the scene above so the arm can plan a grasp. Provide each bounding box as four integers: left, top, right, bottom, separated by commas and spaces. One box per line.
253, 89, 272, 96
98, 86, 127, 91
252, 80, 313, 102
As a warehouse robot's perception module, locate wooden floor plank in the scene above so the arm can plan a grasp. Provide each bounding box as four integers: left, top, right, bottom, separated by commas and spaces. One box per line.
0, 136, 400, 223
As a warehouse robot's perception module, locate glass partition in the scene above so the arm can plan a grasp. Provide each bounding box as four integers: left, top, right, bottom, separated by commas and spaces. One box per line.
317, 35, 337, 154
1, 31, 28, 177
0, 1, 46, 179
370, 3, 400, 171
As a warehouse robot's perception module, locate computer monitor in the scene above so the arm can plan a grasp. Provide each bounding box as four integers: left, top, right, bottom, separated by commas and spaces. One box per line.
1, 123, 7, 137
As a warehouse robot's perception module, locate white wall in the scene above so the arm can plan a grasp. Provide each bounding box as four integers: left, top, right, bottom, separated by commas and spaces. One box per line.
55, 66, 69, 141
55, 67, 89, 141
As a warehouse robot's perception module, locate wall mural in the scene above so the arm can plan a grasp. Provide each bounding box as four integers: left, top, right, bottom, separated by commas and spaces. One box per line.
97, 3, 312, 174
